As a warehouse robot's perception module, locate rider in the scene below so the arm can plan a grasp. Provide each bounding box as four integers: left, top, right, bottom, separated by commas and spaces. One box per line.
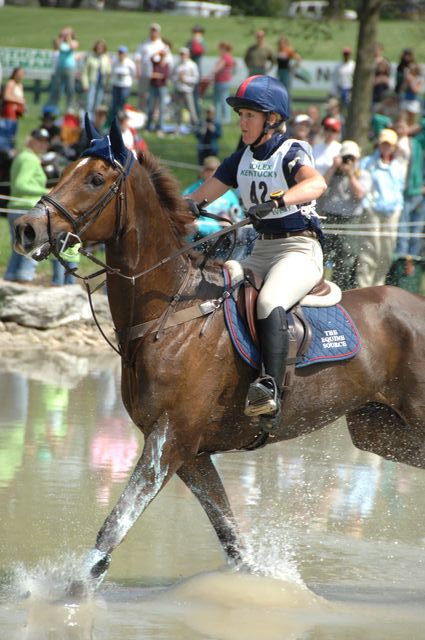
186, 75, 327, 419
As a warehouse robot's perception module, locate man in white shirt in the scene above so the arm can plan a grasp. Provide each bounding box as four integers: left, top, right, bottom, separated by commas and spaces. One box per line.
172, 47, 199, 132
334, 47, 355, 109
134, 23, 172, 110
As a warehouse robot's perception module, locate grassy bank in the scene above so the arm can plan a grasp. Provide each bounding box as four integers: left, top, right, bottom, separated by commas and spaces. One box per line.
1, 7, 425, 61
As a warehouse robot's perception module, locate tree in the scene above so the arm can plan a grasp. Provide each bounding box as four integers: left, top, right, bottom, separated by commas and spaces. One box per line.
345, 0, 384, 150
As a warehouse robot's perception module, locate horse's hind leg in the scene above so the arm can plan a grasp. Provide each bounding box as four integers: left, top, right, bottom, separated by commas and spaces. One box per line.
177, 453, 246, 565
346, 403, 425, 469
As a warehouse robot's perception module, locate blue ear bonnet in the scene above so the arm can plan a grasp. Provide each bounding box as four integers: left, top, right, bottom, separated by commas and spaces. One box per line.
80, 113, 134, 174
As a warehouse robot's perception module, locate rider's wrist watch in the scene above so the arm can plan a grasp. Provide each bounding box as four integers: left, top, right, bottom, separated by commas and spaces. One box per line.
270, 190, 286, 209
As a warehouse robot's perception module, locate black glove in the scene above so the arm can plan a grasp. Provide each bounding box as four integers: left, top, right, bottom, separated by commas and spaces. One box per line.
185, 197, 202, 218
247, 200, 278, 228
185, 198, 209, 218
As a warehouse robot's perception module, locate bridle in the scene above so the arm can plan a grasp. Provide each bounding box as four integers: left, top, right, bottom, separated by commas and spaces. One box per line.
41, 151, 134, 251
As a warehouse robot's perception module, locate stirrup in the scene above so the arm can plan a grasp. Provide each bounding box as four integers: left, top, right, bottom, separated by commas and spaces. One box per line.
244, 375, 281, 417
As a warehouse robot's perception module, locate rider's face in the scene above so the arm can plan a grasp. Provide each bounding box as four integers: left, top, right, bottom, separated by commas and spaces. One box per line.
238, 109, 266, 145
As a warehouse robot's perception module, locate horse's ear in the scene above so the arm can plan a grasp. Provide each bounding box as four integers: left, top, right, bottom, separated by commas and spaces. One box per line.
84, 113, 102, 141
109, 117, 127, 164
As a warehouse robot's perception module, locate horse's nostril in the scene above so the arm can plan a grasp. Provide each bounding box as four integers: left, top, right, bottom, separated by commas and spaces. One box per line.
23, 224, 36, 244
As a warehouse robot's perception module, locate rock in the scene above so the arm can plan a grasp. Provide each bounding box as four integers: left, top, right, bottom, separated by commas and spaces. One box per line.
0, 279, 115, 354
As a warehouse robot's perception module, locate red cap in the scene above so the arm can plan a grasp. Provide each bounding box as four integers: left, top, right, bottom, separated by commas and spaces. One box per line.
322, 116, 341, 132
343, 46, 352, 54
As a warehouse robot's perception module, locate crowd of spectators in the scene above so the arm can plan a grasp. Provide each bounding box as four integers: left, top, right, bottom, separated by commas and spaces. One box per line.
0, 26, 425, 292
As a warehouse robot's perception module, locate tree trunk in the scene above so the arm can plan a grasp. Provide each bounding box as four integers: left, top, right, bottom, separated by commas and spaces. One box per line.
345, 0, 384, 150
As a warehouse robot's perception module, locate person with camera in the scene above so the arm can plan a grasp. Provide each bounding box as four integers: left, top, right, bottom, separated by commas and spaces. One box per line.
317, 140, 369, 290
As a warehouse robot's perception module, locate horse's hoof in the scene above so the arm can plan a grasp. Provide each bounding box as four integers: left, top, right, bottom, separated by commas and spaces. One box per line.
66, 549, 111, 598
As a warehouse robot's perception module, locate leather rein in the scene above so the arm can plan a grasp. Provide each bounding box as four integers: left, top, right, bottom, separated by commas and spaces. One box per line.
38, 154, 243, 364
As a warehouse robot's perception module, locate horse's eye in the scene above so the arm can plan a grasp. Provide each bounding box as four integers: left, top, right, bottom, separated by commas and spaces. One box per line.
91, 174, 105, 187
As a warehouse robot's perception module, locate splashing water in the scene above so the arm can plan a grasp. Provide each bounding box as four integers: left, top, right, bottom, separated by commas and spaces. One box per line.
4, 553, 96, 603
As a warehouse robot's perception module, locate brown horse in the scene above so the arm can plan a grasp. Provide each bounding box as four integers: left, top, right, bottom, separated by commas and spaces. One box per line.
14, 119, 425, 593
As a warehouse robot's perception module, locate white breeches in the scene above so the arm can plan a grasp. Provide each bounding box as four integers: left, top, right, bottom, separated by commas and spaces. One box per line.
241, 236, 324, 319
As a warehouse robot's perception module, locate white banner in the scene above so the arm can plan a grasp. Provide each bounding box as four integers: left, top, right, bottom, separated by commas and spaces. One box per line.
0, 47, 398, 93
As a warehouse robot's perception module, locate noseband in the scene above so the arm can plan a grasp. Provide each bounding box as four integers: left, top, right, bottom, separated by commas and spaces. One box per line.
41, 152, 134, 251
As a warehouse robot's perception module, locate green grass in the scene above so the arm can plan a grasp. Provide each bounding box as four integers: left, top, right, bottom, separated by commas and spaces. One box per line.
1, 6, 425, 61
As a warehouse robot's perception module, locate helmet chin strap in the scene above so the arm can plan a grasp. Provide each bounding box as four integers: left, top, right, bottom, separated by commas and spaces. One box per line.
249, 114, 282, 151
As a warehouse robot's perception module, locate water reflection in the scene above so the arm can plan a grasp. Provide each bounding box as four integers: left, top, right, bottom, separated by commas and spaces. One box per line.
1, 352, 425, 639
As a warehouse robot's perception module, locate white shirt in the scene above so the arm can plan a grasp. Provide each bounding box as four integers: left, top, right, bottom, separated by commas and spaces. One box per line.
135, 38, 173, 78
334, 60, 355, 90
111, 56, 136, 88
172, 58, 199, 93
313, 140, 342, 176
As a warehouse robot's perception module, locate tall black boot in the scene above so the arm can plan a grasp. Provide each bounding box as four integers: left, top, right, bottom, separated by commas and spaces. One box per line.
244, 307, 289, 417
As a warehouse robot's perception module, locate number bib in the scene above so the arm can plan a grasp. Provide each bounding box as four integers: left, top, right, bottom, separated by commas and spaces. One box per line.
237, 138, 315, 221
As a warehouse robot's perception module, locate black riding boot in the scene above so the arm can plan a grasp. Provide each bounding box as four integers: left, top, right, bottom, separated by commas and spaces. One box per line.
244, 307, 289, 417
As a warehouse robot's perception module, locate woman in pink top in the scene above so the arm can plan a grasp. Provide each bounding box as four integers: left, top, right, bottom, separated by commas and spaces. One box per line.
212, 41, 235, 124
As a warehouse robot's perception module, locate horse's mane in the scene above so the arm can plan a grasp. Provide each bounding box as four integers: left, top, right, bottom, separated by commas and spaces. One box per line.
137, 151, 195, 242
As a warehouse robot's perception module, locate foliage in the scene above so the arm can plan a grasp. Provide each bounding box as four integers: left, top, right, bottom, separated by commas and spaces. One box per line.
230, 0, 284, 16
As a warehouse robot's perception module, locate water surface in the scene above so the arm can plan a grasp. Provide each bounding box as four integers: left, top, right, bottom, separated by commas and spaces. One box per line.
1, 351, 424, 639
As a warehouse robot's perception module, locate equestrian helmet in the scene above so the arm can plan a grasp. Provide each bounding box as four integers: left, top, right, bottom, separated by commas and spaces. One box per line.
226, 75, 290, 121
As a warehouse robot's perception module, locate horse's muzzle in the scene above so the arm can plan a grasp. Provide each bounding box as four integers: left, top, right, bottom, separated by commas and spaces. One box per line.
14, 214, 50, 258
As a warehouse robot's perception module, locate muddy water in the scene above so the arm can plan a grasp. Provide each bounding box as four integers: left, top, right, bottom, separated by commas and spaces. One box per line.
0, 352, 424, 639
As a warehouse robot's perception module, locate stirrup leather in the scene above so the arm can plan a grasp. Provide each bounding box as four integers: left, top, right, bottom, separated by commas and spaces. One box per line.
244, 375, 280, 417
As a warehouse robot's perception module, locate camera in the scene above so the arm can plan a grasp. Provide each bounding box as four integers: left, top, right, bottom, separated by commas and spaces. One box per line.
341, 154, 355, 164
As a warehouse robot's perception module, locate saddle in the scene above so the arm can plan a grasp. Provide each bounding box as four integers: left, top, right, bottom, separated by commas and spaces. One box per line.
225, 260, 342, 395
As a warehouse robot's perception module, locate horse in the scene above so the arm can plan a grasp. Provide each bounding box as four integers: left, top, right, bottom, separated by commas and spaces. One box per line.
13, 118, 425, 593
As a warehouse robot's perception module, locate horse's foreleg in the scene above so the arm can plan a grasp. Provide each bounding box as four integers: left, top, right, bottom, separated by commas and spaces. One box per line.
73, 418, 183, 594
177, 453, 246, 565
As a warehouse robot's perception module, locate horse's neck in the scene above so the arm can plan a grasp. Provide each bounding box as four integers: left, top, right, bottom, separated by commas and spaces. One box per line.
104, 226, 188, 330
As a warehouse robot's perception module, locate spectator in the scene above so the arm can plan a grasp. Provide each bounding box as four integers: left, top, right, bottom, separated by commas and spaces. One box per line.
146, 48, 171, 134
110, 45, 136, 119
276, 35, 301, 98
39, 105, 61, 145
326, 95, 344, 127
399, 63, 423, 126
356, 128, 405, 287
4, 128, 50, 283
306, 104, 323, 146
372, 42, 391, 106
81, 39, 111, 119
394, 116, 425, 257
395, 48, 416, 96
135, 23, 171, 111
116, 110, 148, 155
146, 49, 171, 134
51, 244, 80, 286
1, 67, 26, 121
172, 47, 199, 133
48, 26, 79, 112
312, 116, 342, 176
187, 24, 206, 117
317, 140, 369, 289
211, 41, 235, 125
290, 113, 312, 142
194, 104, 221, 165
333, 47, 355, 110
243, 29, 275, 77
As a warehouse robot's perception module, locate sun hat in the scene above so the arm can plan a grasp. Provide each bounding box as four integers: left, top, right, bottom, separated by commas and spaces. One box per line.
293, 114, 312, 126
339, 140, 360, 158
378, 128, 398, 145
